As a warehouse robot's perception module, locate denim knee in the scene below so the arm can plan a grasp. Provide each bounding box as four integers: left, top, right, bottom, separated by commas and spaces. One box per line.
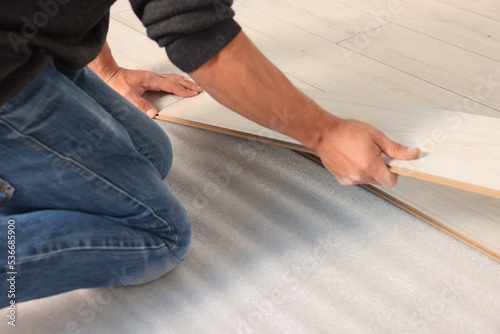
130, 205, 191, 286
168, 201, 192, 263
152, 127, 174, 179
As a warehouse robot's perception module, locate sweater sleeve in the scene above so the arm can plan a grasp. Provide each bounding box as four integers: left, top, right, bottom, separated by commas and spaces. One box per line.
129, 0, 241, 73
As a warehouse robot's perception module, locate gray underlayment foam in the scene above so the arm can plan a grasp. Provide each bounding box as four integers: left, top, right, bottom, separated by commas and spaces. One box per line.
4, 121, 500, 334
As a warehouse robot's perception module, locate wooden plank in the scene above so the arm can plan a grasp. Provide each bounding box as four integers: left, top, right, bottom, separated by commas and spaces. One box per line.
335, 0, 500, 61
111, 7, 148, 35
110, 0, 133, 15
237, 0, 379, 43
339, 23, 500, 113
438, 0, 500, 22
372, 178, 500, 261
158, 94, 500, 199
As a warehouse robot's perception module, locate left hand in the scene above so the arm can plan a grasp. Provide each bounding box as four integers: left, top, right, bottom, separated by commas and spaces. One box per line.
105, 68, 203, 118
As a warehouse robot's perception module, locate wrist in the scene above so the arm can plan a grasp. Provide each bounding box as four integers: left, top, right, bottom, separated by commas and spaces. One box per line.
293, 100, 342, 152
89, 61, 121, 83
88, 41, 121, 83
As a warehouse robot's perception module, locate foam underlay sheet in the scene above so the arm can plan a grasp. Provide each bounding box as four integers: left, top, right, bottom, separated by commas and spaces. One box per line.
2, 122, 499, 334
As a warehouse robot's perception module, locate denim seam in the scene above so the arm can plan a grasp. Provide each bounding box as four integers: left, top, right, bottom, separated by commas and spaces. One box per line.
7, 244, 169, 266
0, 118, 180, 253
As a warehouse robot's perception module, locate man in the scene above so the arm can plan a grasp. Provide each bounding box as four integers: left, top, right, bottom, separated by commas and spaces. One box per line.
0, 0, 419, 307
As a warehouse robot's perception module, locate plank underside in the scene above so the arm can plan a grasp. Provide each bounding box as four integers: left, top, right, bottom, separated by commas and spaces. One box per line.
108, 0, 500, 261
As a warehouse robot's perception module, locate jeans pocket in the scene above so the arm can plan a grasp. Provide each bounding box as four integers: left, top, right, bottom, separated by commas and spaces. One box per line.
0, 177, 15, 208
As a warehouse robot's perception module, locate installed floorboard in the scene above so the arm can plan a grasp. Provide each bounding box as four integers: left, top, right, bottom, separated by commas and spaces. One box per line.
339, 23, 500, 113
335, 0, 500, 61
111, 4, 148, 35
438, 0, 500, 21
237, 0, 378, 43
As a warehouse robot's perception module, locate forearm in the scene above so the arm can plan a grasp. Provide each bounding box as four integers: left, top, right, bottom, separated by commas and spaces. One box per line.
189, 32, 339, 152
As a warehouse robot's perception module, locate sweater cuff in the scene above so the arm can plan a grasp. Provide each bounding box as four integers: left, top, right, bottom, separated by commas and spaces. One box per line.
164, 19, 241, 73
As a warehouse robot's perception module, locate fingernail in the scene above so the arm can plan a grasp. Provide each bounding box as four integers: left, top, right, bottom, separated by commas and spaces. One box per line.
407, 147, 420, 156
146, 109, 157, 118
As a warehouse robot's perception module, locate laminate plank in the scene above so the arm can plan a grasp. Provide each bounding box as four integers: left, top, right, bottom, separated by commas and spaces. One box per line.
370, 179, 500, 261
335, 0, 500, 61
339, 24, 500, 112
438, 0, 500, 22
111, 8, 148, 36
158, 95, 500, 199
236, 0, 378, 43
110, 0, 132, 15
474, 0, 500, 9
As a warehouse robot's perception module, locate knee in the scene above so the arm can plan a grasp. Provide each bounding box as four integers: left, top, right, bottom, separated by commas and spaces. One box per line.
169, 204, 191, 264
148, 124, 173, 179
153, 200, 192, 269
125, 208, 191, 287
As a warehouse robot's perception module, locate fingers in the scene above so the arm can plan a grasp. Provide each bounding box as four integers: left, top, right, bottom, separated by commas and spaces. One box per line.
151, 73, 203, 96
130, 95, 158, 118
372, 158, 398, 188
372, 132, 419, 187
377, 133, 420, 161
334, 161, 389, 187
319, 119, 419, 189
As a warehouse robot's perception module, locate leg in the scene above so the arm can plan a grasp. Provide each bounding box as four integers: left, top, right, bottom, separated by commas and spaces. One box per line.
56, 63, 174, 179
0, 62, 190, 307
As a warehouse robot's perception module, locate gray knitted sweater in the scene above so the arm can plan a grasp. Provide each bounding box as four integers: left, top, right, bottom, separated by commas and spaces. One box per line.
0, 0, 241, 104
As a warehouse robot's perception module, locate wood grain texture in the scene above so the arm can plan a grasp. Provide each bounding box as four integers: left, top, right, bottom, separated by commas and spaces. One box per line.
110, 0, 133, 15
335, 0, 500, 61
339, 23, 500, 113
437, 0, 500, 22
374, 178, 500, 261
237, 0, 378, 43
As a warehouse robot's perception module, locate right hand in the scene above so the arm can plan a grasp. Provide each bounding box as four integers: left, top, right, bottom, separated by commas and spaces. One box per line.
316, 117, 420, 188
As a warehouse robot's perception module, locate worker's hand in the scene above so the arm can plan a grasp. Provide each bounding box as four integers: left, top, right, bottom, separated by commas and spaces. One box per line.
106, 68, 203, 118
316, 117, 420, 188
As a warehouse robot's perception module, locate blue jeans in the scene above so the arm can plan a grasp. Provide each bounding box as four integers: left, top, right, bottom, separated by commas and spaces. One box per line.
0, 62, 191, 308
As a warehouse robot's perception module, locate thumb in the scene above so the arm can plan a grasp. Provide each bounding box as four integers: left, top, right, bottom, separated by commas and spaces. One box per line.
378, 134, 420, 161
132, 96, 158, 118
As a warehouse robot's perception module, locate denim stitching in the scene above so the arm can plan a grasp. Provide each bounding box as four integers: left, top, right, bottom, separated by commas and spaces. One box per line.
6, 244, 169, 267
